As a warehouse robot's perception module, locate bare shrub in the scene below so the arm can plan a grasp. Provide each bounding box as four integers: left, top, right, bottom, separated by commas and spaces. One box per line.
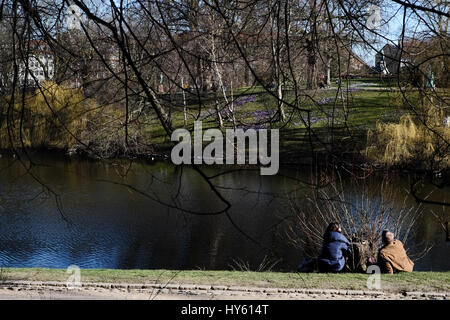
285, 173, 427, 271
365, 96, 450, 168
229, 255, 282, 272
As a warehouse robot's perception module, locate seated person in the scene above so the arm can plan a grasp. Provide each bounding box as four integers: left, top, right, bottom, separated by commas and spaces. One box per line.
318, 222, 351, 272
378, 230, 414, 274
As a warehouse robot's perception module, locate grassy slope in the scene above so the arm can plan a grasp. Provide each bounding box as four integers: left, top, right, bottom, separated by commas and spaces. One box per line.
147, 86, 407, 158
1, 268, 449, 293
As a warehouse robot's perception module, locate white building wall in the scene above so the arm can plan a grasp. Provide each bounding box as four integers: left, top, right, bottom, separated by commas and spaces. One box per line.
19, 53, 54, 86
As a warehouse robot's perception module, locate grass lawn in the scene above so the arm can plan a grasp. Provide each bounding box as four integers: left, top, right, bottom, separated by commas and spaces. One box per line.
146, 85, 411, 158
1, 268, 449, 293
116, 79, 450, 162
333, 77, 400, 87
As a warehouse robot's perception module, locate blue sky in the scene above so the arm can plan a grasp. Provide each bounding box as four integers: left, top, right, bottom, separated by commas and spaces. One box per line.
355, 2, 406, 66
356, 0, 445, 66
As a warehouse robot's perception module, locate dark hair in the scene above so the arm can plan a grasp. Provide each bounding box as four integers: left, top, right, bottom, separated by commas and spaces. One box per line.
326, 222, 341, 233
382, 230, 394, 244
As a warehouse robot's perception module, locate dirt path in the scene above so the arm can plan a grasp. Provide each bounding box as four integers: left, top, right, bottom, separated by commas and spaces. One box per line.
0, 281, 448, 300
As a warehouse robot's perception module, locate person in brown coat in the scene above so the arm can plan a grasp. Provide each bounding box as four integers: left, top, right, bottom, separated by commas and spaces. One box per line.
378, 230, 414, 274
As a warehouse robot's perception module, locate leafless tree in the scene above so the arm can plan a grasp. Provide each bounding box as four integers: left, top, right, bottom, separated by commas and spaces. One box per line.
285, 173, 428, 270
0, 0, 448, 245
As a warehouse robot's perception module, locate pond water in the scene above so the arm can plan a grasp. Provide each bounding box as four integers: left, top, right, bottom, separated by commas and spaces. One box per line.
0, 152, 449, 271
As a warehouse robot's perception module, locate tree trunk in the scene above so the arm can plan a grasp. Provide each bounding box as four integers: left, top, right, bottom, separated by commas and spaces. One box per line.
277, 80, 285, 121
326, 55, 332, 86
306, 40, 317, 90
181, 77, 187, 127
446, 221, 449, 242
210, 34, 226, 129
270, 7, 285, 122
214, 90, 223, 128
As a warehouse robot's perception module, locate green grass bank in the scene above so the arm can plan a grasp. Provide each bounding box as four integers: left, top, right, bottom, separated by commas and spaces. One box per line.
1, 268, 449, 293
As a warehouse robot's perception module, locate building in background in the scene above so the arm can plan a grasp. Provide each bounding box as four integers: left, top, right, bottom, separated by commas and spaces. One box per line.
18, 40, 55, 87
375, 39, 426, 74
375, 44, 400, 74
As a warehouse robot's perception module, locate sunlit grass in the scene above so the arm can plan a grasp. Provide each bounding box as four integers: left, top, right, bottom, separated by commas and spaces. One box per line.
1, 268, 449, 293
145, 86, 412, 156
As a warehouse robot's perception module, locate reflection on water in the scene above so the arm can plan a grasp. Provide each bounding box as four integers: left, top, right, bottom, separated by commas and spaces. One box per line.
0, 152, 449, 271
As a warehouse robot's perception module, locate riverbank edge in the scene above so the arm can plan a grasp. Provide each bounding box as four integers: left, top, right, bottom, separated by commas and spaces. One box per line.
1, 269, 449, 294
2, 146, 442, 173
0, 145, 366, 167
0, 280, 448, 300
0, 281, 450, 300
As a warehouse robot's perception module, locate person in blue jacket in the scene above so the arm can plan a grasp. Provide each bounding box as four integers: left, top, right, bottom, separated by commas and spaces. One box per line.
318, 222, 351, 272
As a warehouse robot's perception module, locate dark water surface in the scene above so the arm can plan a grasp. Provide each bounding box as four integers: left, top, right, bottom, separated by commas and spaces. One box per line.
0, 153, 449, 271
